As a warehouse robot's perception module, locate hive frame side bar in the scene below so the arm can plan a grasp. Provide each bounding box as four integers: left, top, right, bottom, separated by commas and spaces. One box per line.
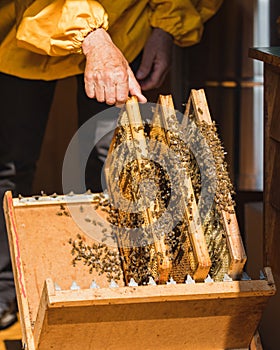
186, 89, 247, 278
156, 95, 211, 280
126, 97, 172, 282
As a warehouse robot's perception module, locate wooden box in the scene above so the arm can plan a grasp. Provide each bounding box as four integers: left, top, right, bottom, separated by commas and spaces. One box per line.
4, 191, 276, 350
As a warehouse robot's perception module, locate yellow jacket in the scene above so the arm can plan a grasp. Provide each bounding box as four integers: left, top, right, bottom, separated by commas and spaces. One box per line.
0, 0, 223, 80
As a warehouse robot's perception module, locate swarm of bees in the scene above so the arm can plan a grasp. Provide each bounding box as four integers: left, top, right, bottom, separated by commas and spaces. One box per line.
69, 90, 246, 285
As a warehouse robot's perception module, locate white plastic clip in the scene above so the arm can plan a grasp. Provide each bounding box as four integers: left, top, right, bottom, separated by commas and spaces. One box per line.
223, 273, 233, 282
241, 272, 251, 281
70, 281, 80, 290
147, 277, 157, 286
128, 278, 138, 287
204, 275, 214, 283
90, 280, 100, 289
166, 277, 176, 285
54, 282, 61, 291
109, 280, 119, 288
185, 275, 195, 284
260, 270, 266, 280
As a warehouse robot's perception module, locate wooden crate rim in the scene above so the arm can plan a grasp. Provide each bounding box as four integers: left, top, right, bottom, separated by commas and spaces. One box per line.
12, 192, 106, 207
45, 269, 276, 309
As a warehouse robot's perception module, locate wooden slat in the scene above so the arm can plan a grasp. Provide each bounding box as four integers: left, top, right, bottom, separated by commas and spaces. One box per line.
3, 191, 36, 350
104, 97, 172, 283
248, 47, 280, 68
260, 65, 280, 273
268, 143, 280, 211
45, 271, 276, 306
125, 97, 172, 282
268, 72, 280, 212
270, 75, 280, 142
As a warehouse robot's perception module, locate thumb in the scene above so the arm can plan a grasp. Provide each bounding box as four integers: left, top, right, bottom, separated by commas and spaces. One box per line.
136, 53, 153, 80
128, 68, 147, 103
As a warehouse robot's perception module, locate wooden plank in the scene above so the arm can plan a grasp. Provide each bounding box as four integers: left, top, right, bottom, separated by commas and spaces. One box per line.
44, 271, 276, 306
3, 191, 36, 350
221, 210, 247, 279
33, 279, 54, 349
249, 47, 280, 68
266, 56, 280, 213
126, 97, 171, 278
269, 142, 280, 210
270, 74, 280, 142
190, 89, 212, 124
263, 65, 280, 272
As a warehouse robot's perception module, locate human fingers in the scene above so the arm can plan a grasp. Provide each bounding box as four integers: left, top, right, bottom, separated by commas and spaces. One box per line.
136, 50, 154, 81
91, 70, 105, 102
84, 68, 96, 98
103, 84, 117, 105
115, 79, 129, 104
101, 66, 129, 105
95, 84, 105, 103
128, 68, 147, 103
140, 63, 168, 91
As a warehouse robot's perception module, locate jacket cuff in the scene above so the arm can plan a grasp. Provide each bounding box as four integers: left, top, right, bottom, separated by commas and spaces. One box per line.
16, 0, 109, 56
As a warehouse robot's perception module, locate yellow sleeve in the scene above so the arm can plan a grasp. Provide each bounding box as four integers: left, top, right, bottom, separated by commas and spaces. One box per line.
16, 0, 109, 56
148, 0, 223, 47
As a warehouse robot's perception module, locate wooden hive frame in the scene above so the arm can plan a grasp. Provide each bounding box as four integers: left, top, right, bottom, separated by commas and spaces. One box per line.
184, 89, 247, 279
104, 97, 173, 284
150, 95, 212, 281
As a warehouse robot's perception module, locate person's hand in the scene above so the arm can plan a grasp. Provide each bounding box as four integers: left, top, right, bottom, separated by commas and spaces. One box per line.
136, 28, 173, 91
82, 28, 147, 105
